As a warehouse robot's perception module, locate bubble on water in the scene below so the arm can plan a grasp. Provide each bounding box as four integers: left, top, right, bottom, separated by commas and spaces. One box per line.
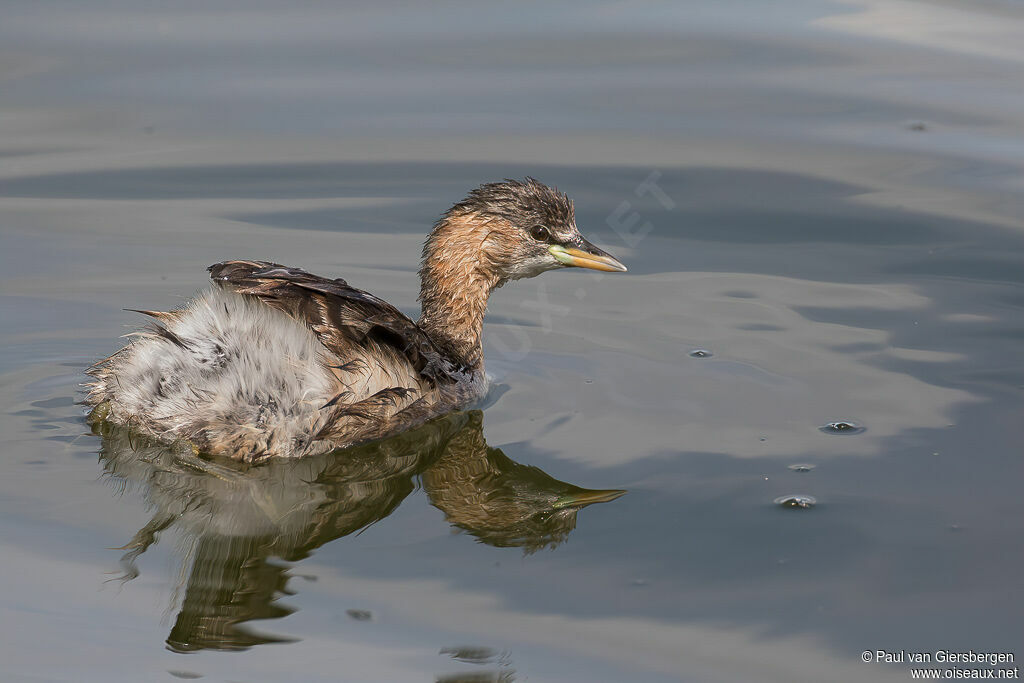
774, 494, 817, 509
788, 464, 815, 472
819, 420, 865, 435
441, 646, 502, 664
346, 609, 373, 622
689, 349, 713, 358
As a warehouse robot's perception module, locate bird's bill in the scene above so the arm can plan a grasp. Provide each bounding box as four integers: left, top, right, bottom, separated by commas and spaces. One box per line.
549, 242, 627, 272
552, 488, 627, 509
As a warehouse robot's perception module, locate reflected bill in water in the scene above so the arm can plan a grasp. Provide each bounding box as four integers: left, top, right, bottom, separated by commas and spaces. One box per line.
92, 411, 625, 653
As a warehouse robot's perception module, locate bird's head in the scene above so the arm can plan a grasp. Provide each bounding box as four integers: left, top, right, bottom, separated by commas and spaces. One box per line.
422, 178, 626, 289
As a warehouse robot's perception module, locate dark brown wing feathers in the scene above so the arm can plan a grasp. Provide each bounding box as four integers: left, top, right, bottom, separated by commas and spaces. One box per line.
208, 260, 455, 385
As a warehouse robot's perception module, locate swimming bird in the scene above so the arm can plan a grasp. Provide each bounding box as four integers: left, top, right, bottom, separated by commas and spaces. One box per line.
86, 178, 626, 461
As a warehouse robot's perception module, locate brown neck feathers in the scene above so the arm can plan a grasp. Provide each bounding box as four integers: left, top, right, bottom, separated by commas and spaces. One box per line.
417, 211, 504, 369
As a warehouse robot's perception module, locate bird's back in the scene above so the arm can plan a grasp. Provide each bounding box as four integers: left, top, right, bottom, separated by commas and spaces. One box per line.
86, 262, 479, 461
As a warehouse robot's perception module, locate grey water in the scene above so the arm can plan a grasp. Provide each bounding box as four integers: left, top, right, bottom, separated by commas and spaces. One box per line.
1, 1, 1023, 682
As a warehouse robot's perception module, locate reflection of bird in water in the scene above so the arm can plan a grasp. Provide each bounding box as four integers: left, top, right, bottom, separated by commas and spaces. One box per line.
95, 410, 624, 652
85, 179, 626, 461
96, 413, 464, 652
424, 412, 624, 552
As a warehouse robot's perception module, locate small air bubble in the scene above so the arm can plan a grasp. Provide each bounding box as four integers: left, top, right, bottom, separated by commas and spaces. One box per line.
819, 421, 865, 435
346, 609, 373, 622
440, 646, 501, 664
689, 349, 713, 358
788, 464, 815, 472
774, 494, 816, 509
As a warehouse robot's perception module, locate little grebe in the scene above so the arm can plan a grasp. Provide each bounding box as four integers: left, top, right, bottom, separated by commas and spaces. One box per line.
86, 178, 626, 461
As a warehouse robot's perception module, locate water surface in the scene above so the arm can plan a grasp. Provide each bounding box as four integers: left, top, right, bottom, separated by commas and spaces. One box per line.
1, 2, 1023, 682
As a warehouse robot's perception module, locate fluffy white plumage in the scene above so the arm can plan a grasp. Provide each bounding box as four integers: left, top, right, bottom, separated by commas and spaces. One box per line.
87, 288, 426, 459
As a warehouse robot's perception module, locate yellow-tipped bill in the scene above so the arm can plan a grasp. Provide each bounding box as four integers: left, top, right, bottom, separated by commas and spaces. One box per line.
549, 243, 627, 272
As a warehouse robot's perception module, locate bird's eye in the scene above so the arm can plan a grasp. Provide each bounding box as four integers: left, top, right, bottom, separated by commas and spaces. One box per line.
529, 225, 551, 242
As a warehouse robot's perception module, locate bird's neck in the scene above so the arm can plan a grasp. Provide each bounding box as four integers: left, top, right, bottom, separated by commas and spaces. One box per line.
417, 213, 502, 370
